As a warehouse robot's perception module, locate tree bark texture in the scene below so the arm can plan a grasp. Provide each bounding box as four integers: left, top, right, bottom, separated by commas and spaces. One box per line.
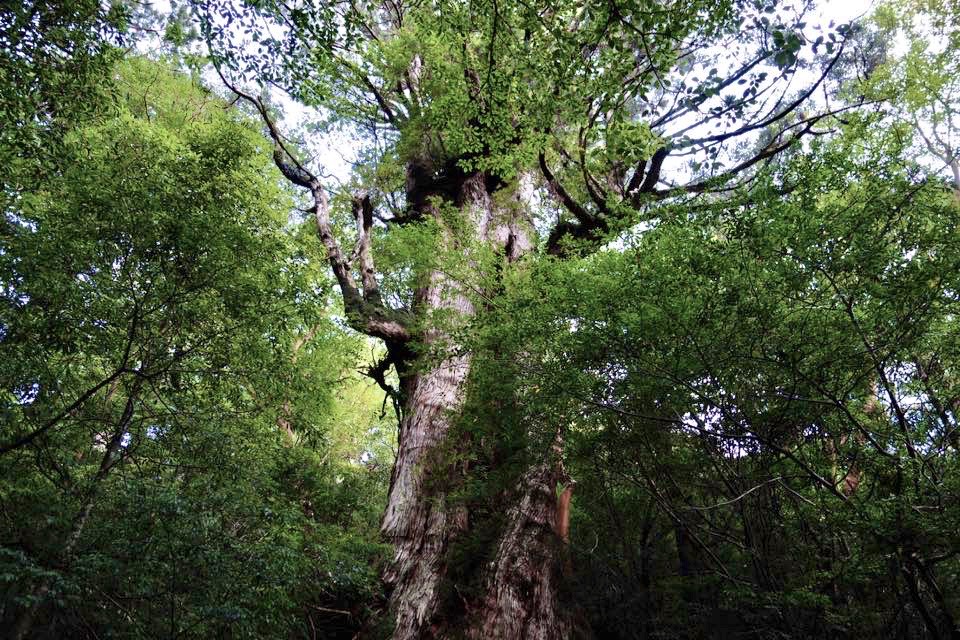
465, 462, 575, 640
380, 167, 577, 639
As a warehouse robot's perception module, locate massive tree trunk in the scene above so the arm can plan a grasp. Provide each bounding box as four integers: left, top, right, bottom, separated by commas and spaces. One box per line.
380, 293, 473, 637
465, 460, 576, 639
380, 166, 578, 639
241, 78, 579, 637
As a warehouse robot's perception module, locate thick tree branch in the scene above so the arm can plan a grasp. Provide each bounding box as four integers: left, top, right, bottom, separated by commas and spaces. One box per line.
352, 191, 382, 305
635, 146, 669, 195
539, 152, 610, 255
214, 66, 412, 344
538, 152, 597, 227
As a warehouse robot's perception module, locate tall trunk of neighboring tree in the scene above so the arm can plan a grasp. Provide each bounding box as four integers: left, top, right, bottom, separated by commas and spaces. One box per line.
381, 166, 577, 639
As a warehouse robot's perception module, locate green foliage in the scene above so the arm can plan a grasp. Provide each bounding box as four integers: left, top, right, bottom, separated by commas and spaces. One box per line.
0, 58, 391, 638
1, 1, 127, 195
857, 0, 960, 195
458, 111, 960, 636
5, 0, 960, 638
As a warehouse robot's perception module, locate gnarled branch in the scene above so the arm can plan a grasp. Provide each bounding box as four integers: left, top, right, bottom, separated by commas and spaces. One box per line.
214, 66, 412, 344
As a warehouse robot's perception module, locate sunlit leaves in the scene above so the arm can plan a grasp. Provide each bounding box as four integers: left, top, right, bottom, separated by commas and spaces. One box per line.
1, 57, 394, 638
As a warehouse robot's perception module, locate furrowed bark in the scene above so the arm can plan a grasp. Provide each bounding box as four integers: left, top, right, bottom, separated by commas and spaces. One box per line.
381, 268, 474, 639
466, 462, 576, 640
383, 167, 577, 640
381, 167, 486, 639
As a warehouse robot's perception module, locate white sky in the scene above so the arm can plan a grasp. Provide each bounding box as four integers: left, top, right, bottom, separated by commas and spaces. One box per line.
153, 0, 875, 186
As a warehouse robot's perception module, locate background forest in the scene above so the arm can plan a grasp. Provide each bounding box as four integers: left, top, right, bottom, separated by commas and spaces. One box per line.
1, 0, 959, 639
